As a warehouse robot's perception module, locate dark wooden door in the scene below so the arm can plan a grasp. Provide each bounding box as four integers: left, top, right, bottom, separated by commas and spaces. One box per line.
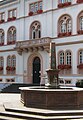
33, 57, 41, 84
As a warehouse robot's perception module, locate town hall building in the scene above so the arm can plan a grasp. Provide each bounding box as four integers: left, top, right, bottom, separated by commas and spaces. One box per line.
0, 0, 83, 86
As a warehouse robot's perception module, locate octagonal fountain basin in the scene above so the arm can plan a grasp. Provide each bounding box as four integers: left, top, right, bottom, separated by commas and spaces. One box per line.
19, 86, 83, 110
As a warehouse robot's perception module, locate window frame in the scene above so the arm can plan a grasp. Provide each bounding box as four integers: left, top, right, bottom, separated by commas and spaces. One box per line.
29, 1, 42, 14
8, 8, 17, 18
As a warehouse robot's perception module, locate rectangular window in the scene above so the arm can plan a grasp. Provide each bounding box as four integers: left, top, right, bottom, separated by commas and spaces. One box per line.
59, 0, 71, 3
39, 2, 42, 10
8, 9, 17, 18
29, 1, 42, 14
0, 12, 5, 21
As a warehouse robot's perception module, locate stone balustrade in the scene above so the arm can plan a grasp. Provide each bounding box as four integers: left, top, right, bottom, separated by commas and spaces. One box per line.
15, 37, 51, 54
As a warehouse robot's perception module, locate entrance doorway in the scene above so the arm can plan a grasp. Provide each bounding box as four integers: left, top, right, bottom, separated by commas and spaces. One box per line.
33, 57, 41, 84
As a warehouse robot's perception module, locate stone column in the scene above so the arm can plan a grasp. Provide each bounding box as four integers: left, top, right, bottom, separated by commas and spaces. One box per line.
45, 42, 59, 88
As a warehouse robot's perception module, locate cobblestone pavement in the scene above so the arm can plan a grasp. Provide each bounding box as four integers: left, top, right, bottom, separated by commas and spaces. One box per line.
0, 93, 20, 112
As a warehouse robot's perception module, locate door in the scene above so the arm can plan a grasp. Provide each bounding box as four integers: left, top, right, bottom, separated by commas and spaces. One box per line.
33, 57, 41, 85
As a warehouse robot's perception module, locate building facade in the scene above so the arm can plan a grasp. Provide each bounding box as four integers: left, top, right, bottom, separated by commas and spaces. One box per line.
0, 0, 83, 86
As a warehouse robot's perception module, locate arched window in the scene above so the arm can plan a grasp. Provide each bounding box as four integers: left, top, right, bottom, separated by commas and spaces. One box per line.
77, 11, 83, 34
0, 57, 4, 67
6, 55, 16, 74
61, 20, 66, 33
30, 21, 41, 39
0, 57, 4, 74
77, 50, 83, 73
58, 15, 72, 37
7, 56, 11, 67
66, 51, 71, 65
0, 29, 4, 45
59, 51, 64, 65
11, 55, 16, 67
80, 17, 83, 30
79, 50, 83, 64
67, 19, 71, 32
7, 26, 16, 44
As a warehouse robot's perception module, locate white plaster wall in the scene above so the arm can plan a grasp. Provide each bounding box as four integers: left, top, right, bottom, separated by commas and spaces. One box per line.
0, 0, 83, 85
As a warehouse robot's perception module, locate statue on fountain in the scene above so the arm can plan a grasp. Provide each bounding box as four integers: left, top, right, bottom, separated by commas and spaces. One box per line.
45, 42, 59, 88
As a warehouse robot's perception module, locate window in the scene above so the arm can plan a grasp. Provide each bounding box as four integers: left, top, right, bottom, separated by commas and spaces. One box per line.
65, 80, 71, 84
58, 0, 71, 8
0, 57, 4, 74
29, 1, 42, 14
7, 56, 11, 67
58, 50, 72, 72
0, 29, 4, 45
58, 15, 72, 37
6, 79, 15, 82
80, 17, 83, 30
77, 50, 83, 72
77, 12, 83, 34
59, 51, 64, 65
8, 9, 16, 21
6, 55, 16, 74
58, 0, 71, 3
7, 26, 16, 44
66, 51, 71, 65
59, 79, 64, 84
8, 9, 16, 18
0, 12, 5, 21
12, 56, 16, 67
79, 50, 83, 64
30, 21, 41, 39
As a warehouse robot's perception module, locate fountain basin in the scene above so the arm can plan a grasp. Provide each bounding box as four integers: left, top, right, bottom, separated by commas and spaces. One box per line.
19, 86, 83, 110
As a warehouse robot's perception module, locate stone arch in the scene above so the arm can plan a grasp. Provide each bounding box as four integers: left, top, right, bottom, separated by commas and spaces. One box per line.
77, 11, 83, 32
27, 53, 43, 84
58, 14, 72, 35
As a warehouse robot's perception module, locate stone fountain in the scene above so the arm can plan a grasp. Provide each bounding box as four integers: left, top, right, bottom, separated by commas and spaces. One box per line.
19, 42, 83, 110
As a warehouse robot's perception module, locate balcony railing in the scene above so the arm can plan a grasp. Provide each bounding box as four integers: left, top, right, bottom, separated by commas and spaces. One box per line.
16, 37, 51, 48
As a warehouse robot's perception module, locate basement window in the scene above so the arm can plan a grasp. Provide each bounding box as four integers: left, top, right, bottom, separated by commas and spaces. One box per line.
65, 80, 71, 84
0, 79, 2, 82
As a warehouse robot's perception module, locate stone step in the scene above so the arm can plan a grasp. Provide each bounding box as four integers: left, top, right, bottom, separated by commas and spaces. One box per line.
0, 115, 26, 120
4, 103, 83, 117
0, 111, 83, 120
3, 102, 83, 120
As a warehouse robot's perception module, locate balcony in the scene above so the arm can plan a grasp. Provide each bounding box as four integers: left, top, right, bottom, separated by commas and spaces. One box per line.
15, 37, 51, 55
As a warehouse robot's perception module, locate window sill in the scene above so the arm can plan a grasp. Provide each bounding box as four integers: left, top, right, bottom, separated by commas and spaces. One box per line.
58, 32, 71, 37
77, 0, 83, 3
58, 2, 71, 8
77, 30, 83, 34
28, 10, 43, 16
7, 17, 16, 22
